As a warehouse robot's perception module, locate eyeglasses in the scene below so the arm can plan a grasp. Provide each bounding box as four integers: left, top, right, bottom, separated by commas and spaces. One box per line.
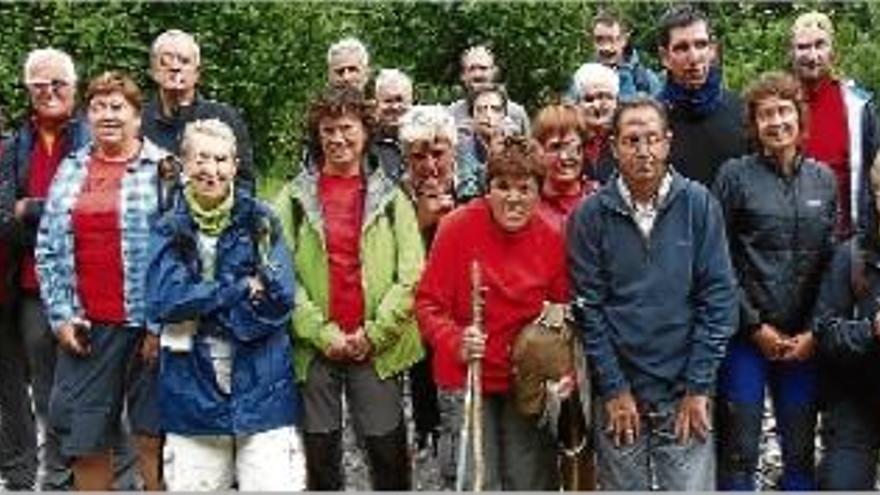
158, 51, 196, 68
581, 91, 616, 104
26, 79, 71, 93
544, 139, 582, 157
618, 132, 666, 150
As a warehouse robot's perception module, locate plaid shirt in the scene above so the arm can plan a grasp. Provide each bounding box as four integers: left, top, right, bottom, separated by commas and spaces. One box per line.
36, 139, 167, 333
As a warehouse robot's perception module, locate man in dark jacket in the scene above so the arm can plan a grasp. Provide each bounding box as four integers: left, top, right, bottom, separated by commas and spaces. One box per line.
141, 29, 255, 190
567, 96, 736, 490
657, 5, 748, 187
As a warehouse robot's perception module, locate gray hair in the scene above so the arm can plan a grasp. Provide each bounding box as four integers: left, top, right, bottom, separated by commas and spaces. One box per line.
181, 118, 237, 161
327, 37, 369, 68
572, 62, 619, 100
151, 29, 201, 67
375, 68, 412, 95
24, 48, 76, 85
399, 105, 457, 153
460, 44, 495, 69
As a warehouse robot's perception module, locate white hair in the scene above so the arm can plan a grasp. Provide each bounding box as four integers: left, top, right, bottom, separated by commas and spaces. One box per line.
151, 29, 201, 66
399, 105, 457, 153
460, 44, 495, 69
181, 118, 237, 160
572, 62, 619, 100
375, 68, 412, 95
326, 37, 369, 68
24, 48, 76, 85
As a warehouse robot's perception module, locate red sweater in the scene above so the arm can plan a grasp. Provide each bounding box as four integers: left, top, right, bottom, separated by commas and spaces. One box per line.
20, 132, 67, 291
72, 155, 126, 324
537, 184, 596, 237
415, 199, 568, 393
319, 172, 366, 333
804, 77, 851, 235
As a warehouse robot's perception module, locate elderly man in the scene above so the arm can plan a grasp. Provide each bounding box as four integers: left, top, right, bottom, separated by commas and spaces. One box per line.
141, 29, 254, 190
657, 5, 747, 187
571, 62, 619, 184
790, 11, 879, 238
327, 37, 370, 91
448, 45, 529, 135
371, 68, 414, 183
0, 48, 90, 491
567, 96, 737, 490
566, 10, 661, 102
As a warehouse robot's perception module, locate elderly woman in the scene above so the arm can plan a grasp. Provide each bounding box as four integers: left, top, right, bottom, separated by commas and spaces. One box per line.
571, 62, 619, 185
35, 71, 165, 490
274, 85, 424, 490
146, 119, 303, 490
397, 105, 458, 452
712, 71, 837, 490
416, 137, 567, 490
813, 154, 880, 489
533, 104, 598, 235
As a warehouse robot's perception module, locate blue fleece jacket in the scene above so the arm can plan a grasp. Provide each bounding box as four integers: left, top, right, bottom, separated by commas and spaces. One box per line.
567, 172, 737, 403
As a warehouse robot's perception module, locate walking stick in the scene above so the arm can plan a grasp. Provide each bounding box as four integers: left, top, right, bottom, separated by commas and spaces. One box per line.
455, 261, 486, 491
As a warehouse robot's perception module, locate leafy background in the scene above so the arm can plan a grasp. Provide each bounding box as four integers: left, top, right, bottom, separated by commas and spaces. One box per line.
1, 1, 878, 195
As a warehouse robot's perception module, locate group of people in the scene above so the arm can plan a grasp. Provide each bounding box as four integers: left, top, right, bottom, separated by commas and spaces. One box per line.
0, 3, 879, 492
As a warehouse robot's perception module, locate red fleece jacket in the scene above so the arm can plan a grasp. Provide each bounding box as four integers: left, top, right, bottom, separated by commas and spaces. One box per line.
415, 198, 568, 393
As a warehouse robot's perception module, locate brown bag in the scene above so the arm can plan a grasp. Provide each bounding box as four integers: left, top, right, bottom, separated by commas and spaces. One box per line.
510, 302, 576, 417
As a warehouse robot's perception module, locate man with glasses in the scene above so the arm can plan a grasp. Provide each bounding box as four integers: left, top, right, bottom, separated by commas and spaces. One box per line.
567, 96, 736, 490
657, 5, 747, 187
0, 48, 91, 491
142, 29, 254, 190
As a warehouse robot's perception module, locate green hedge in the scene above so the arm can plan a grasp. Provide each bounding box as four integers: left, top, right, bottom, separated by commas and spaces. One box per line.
2, 1, 879, 192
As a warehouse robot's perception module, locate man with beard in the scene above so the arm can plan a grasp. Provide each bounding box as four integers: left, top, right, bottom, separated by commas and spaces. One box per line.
448, 45, 529, 136
657, 4, 748, 187
371, 68, 414, 183
142, 29, 254, 191
790, 11, 879, 238
566, 10, 662, 102
571, 62, 619, 184
567, 96, 736, 490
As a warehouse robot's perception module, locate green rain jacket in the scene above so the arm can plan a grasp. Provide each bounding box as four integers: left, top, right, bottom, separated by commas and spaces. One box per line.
274, 165, 425, 382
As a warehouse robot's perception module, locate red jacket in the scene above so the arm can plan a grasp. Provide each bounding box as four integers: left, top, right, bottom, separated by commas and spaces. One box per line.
415, 199, 568, 393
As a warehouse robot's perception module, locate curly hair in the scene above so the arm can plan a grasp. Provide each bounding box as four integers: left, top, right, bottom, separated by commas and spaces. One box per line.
305, 85, 375, 162
743, 71, 808, 150
486, 135, 544, 186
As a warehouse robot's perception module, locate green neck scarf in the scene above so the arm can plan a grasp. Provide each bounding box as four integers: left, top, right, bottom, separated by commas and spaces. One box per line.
184, 183, 235, 237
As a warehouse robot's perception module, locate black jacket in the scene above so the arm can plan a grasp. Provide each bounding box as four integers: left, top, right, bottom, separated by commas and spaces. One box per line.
668, 89, 748, 187
141, 94, 254, 188
713, 154, 837, 336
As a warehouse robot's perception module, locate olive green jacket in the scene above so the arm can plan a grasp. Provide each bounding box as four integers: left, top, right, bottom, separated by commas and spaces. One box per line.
274, 166, 425, 382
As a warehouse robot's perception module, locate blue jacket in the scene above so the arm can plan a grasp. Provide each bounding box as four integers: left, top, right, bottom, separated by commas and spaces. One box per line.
567, 172, 737, 403
146, 191, 300, 435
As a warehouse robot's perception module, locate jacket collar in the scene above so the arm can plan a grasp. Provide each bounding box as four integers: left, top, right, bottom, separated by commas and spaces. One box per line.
598, 168, 687, 216
291, 154, 398, 233
74, 137, 167, 171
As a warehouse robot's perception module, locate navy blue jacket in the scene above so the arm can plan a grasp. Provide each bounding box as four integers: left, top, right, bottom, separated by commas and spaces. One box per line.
146, 191, 300, 435
567, 172, 737, 403
0, 116, 90, 246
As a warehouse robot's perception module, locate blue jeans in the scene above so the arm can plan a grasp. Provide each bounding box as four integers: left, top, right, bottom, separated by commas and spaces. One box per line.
819, 396, 880, 490
716, 338, 817, 490
594, 396, 715, 490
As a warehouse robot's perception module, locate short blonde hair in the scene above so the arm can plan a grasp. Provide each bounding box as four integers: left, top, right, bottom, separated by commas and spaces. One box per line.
792, 11, 834, 38
399, 105, 457, 153
181, 118, 238, 161
572, 62, 619, 100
